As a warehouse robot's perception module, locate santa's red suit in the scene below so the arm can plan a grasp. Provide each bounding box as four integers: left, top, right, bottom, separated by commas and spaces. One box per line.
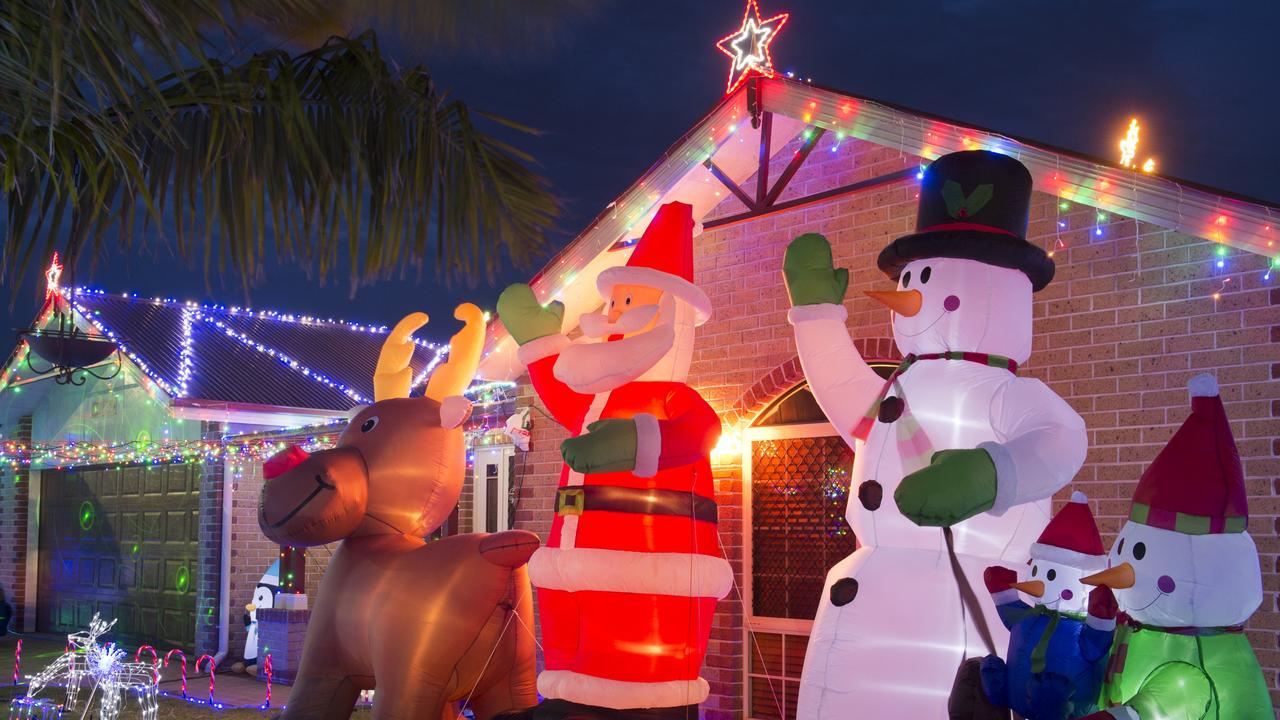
518, 203, 732, 710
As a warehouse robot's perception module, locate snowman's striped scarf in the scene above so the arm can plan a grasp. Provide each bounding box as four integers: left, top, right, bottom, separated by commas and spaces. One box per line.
851, 351, 1019, 472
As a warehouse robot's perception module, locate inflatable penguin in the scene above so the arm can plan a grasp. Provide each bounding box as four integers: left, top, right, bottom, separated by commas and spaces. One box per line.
953, 491, 1116, 720
1080, 374, 1272, 719
243, 560, 279, 674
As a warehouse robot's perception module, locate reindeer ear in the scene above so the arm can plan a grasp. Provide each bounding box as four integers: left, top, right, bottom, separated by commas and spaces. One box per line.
441, 395, 473, 429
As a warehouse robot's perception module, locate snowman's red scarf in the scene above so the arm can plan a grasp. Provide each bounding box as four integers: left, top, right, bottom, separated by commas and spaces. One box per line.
851, 351, 1019, 441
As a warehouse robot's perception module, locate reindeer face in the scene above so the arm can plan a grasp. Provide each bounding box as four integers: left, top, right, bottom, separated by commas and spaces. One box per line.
340, 398, 464, 538
259, 444, 369, 546
258, 303, 484, 546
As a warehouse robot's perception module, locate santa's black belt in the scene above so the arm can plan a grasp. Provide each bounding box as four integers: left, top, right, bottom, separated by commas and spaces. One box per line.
555, 486, 718, 524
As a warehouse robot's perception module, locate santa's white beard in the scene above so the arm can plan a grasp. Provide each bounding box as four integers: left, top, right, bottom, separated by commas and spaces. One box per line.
554, 297, 697, 394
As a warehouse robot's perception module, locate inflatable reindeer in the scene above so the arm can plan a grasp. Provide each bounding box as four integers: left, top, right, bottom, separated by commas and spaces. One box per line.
259, 304, 539, 720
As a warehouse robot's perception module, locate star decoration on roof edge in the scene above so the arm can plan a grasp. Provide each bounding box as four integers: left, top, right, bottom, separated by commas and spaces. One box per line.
715, 0, 790, 95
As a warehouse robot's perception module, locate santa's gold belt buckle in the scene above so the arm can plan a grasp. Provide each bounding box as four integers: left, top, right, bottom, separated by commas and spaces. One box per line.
556, 488, 586, 516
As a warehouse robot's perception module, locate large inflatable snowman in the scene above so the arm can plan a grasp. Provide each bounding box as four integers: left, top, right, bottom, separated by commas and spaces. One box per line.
1080, 374, 1271, 719
782, 150, 1087, 719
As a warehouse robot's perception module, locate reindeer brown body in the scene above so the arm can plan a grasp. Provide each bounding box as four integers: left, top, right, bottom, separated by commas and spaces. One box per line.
258, 305, 538, 720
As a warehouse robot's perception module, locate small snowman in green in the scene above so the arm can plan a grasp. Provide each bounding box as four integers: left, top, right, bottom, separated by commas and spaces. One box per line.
1080, 374, 1272, 719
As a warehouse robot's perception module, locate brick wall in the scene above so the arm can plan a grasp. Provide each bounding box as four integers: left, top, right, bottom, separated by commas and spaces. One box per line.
0, 415, 32, 630
224, 438, 340, 663
515, 129, 1280, 716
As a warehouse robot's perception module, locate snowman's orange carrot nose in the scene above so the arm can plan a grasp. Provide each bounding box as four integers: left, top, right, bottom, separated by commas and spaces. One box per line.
1009, 580, 1045, 597
865, 289, 923, 317
1081, 563, 1136, 589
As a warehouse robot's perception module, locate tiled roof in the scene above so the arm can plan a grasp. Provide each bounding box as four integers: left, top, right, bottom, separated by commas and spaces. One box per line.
64, 288, 446, 413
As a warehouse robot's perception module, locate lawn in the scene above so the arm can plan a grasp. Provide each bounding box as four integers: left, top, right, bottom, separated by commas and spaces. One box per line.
1, 683, 376, 719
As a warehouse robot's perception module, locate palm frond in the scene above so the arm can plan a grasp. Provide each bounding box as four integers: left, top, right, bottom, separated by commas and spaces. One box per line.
2, 22, 562, 292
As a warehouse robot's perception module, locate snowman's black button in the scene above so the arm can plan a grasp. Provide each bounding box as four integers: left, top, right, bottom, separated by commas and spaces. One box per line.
830, 578, 859, 606
877, 396, 904, 424
858, 480, 883, 511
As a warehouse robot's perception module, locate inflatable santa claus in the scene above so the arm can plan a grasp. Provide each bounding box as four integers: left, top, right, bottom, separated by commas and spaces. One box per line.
496, 202, 731, 720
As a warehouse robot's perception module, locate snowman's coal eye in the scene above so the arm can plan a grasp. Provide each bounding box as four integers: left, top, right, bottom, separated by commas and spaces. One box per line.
1116, 538, 1125, 556
920, 266, 932, 284
1031, 565, 1038, 577
1046, 569, 1057, 581
901, 271, 912, 288
1132, 542, 1147, 561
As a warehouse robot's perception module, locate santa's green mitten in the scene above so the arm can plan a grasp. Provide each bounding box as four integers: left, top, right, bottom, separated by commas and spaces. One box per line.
560, 419, 638, 475
895, 448, 998, 527
497, 283, 565, 346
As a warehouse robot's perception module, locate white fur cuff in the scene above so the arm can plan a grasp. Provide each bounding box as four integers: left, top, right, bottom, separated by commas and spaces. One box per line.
979, 441, 1017, 516
1086, 614, 1117, 632
632, 413, 660, 478
517, 333, 570, 366
990, 588, 1020, 606
787, 303, 848, 324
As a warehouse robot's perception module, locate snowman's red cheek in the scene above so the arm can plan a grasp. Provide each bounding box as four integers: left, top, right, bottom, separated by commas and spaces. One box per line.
1060, 588, 1073, 601
1157, 575, 1176, 593
943, 295, 960, 312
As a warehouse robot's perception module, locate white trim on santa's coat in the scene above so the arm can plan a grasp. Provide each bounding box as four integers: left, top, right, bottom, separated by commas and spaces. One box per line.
529, 546, 733, 599
538, 670, 709, 709
517, 333, 570, 366
632, 412, 660, 478
560, 392, 611, 549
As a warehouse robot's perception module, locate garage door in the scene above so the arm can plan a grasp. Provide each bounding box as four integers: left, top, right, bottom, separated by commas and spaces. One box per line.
38, 463, 201, 650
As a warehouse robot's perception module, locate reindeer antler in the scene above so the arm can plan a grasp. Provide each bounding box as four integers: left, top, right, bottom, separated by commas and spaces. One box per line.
375, 313, 430, 401
425, 303, 485, 402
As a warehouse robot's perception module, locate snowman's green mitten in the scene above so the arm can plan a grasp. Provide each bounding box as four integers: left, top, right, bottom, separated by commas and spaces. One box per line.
782, 233, 849, 307
895, 448, 998, 527
560, 419, 638, 475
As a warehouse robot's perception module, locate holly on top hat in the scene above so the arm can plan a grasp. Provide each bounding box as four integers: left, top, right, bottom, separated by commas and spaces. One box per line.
596, 201, 712, 325
877, 150, 1056, 291
1130, 373, 1248, 535
1031, 491, 1107, 570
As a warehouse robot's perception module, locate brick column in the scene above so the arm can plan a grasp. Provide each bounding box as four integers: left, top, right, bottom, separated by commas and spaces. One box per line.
256, 608, 310, 684
195, 421, 224, 655
0, 415, 32, 630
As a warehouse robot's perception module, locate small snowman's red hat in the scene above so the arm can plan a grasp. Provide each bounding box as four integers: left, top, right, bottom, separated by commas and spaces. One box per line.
1130, 373, 1248, 534
1031, 491, 1107, 570
596, 201, 712, 325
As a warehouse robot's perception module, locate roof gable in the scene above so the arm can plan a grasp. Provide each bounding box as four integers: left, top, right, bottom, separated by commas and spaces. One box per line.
479, 77, 1280, 380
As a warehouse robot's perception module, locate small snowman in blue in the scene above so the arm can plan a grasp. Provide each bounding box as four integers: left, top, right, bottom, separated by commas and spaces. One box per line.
242, 560, 279, 675
979, 492, 1117, 719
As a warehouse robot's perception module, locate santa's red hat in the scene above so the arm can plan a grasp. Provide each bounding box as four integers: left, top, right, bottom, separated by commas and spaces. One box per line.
1031, 491, 1106, 570
596, 202, 712, 325
1130, 373, 1248, 534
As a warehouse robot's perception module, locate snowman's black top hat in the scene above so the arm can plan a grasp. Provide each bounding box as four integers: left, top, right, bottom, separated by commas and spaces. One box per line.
877, 150, 1055, 291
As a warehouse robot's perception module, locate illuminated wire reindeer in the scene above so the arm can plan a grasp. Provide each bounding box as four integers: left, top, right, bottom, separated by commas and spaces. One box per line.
17, 614, 159, 720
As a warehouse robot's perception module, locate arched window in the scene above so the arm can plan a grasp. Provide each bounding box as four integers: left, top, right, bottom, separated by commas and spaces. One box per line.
743, 362, 895, 720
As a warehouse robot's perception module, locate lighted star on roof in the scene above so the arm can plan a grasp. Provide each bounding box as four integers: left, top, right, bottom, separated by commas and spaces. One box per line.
44, 252, 63, 299
715, 0, 789, 95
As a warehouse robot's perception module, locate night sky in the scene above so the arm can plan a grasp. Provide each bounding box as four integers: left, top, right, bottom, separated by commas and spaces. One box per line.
4, 0, 1278, 342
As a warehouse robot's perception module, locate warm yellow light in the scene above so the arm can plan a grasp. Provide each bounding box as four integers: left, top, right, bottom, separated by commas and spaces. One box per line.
712, 427, 743, 465
1119, 118, 1140, 168
1141, 158, 1156, 173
